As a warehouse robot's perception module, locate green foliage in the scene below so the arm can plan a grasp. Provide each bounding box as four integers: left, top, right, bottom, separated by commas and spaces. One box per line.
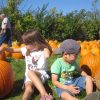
0, 0, 100, 41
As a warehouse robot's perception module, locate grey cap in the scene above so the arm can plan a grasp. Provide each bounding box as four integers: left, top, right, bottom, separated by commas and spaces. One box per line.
54, 39, 80, 54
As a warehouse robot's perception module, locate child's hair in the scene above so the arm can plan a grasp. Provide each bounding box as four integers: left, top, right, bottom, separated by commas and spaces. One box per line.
22, 29, 52, 54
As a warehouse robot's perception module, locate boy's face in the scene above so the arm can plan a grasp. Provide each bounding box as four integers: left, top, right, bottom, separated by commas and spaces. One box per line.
63, 53, 78, 63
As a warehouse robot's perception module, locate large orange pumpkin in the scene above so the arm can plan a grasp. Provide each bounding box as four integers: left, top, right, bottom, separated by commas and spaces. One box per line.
0, 60, 14, 98
80, 53, 100, 78
91, 47, 100, 56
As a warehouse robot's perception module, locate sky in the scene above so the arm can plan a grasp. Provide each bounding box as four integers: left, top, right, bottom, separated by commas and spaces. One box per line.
0, 0, 100, 15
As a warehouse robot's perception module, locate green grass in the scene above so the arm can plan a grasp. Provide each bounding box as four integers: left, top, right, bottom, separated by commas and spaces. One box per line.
2, 55, 86, 100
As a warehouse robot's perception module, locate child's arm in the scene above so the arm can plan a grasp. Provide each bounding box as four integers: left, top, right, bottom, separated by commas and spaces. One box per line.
51, 74, 80, 94
44, 48, 51, 58
5, 47, 21, 53
0, 46, 4, 53
81, 70, 88, 76
81, 70, 95, 82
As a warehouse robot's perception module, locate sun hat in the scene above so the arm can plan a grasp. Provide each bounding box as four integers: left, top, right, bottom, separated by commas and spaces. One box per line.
54, 39, 80, 54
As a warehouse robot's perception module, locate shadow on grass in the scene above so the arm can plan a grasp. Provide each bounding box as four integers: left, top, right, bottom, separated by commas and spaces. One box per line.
3, 79, 24, 99
30, 81, 54, 99
30, 79, 60, 100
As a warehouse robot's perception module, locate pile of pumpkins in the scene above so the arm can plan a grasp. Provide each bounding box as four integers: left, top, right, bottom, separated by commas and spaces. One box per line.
48, 40, 61, 49
1, 40, 100, 80
0, 40, 61, 60
79, 40, 100, 78
79, 40, 100, 90
78, 40, 100, 90
1, 40, 100, 78
0, 41, 25, 60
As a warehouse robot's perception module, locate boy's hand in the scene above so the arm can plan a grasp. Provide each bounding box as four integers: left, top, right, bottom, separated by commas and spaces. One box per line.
65, 84, 80, 94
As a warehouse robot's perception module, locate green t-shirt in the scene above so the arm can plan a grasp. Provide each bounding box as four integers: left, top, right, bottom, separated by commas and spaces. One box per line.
51, 58, 79, 84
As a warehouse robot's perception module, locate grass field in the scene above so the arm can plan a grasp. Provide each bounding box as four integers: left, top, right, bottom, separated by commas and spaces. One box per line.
2, 55, 86, 100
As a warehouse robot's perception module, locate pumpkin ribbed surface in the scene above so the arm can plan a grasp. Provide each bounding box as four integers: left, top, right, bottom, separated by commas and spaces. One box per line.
11, 52, 24, 59
80, 53, 100, 78
0, 60, 14, 98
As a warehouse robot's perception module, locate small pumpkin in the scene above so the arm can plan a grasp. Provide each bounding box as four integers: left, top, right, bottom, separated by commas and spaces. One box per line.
11, 44, 24, 59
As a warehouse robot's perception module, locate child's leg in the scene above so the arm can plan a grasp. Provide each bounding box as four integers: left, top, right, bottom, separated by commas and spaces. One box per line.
22, 82, 34, 100
61, 92, 78, 100
28, 70, 48, 96
85, 76, 93, 95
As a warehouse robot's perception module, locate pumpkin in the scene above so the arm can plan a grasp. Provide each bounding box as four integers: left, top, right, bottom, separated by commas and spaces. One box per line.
0, 51, 6, 60
91, 47, 100, 56
80, 48, 90, 57
0, 60, 14, 98
12, 41, 21, 48
11, 44, 24, 59
80, 53, 100, 78
11, 52, 24, 59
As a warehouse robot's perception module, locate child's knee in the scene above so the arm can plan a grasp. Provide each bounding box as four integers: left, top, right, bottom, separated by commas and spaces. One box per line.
61, 92, 67, 99
24, 82, 34, 92
25, 85, 33, 93
61, 92, 70, 99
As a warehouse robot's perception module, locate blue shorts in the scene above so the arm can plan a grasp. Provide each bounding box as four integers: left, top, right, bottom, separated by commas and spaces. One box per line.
55, 76, 86, 97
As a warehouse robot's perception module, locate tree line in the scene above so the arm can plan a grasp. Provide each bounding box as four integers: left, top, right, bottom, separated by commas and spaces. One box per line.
0, 0, 100, 42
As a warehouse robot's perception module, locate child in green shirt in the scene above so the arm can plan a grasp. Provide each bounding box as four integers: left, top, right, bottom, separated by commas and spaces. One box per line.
51, 39, 93, 100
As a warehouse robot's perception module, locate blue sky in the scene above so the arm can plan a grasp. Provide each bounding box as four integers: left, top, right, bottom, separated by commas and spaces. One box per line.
0, 0, 100, 15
